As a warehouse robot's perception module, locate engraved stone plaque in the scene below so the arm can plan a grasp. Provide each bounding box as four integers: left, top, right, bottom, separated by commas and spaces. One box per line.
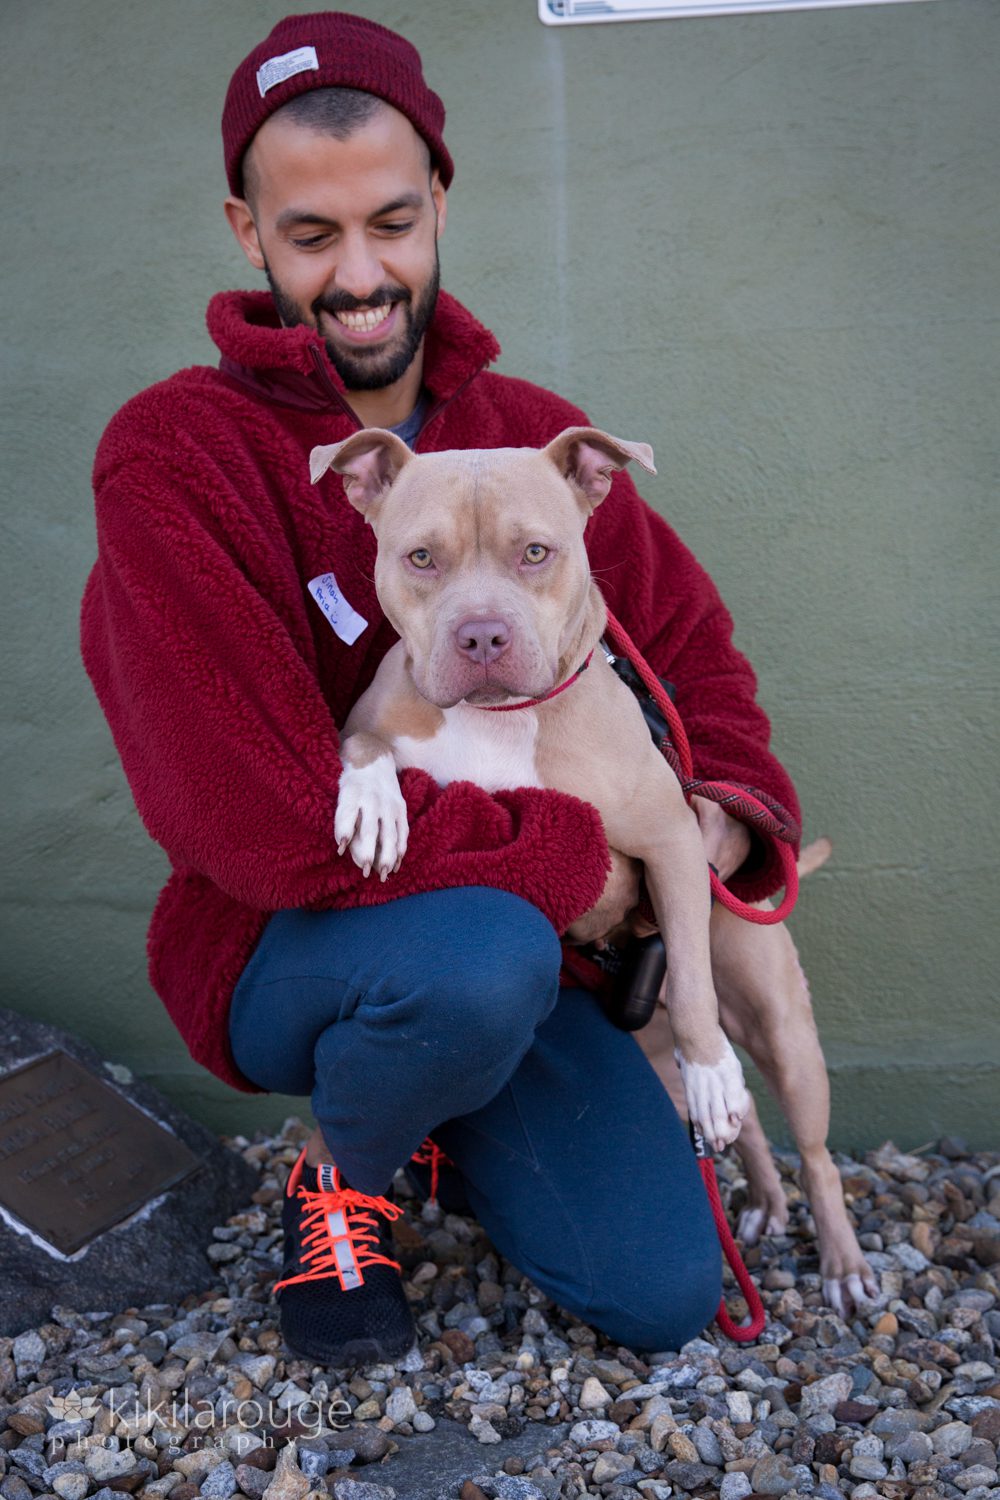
0, 1049, 199, 1254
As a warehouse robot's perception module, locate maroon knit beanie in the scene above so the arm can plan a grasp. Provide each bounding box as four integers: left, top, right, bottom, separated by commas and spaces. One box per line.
221, 11, 453, 196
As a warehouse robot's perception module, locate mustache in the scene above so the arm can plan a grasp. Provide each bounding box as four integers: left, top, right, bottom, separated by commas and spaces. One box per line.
314, 285, 411, 317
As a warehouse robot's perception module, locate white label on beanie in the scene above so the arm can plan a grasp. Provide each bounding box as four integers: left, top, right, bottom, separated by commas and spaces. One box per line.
307, 571, 368, 645
256, 45, 319, 98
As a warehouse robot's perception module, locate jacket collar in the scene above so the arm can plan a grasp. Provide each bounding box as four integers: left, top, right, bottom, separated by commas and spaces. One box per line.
207, 288, 501, 417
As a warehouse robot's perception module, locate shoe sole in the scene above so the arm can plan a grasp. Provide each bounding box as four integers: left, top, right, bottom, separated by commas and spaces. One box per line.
282, 1331, 416, 1367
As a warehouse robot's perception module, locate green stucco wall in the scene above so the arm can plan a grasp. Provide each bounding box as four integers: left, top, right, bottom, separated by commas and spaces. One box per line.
2, 0, 997, 1149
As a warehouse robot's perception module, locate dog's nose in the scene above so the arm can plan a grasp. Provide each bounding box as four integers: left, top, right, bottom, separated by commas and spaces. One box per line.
454, 618, 511, 665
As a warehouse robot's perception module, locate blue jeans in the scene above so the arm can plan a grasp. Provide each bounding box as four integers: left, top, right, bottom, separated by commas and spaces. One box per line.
228, 886, 721, 1351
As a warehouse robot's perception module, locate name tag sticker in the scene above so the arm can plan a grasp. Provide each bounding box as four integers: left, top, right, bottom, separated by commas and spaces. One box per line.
307, 572, 368, 645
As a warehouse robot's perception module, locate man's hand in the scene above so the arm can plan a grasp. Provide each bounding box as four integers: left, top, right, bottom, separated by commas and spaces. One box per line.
691, 796, 751, 882
564, 849, 642, 945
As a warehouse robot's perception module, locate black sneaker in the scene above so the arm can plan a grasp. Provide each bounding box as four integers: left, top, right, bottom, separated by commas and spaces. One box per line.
274, 1149, 416, 1365
403, 1137, 472, 1217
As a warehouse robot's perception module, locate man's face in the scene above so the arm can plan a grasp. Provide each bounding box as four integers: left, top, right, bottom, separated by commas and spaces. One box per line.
226, 103, 447, 392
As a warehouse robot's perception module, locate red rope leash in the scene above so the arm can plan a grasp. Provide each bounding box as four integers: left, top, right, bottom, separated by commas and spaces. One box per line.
602, 608, 800, 926
698, 1154, 768, 1341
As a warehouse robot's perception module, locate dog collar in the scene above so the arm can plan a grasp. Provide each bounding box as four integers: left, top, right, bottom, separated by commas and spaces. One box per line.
473, 651, 594, 712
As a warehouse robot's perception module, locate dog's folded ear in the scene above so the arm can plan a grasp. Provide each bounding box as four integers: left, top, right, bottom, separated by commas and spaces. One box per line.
310, 428, 412, 515
543, 428, 656, 513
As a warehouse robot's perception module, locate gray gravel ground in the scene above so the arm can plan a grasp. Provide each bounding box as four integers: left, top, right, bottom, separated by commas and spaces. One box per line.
2, 1118, 999, 1500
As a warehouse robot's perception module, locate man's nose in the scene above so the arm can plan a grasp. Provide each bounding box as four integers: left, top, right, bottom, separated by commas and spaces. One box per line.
454, 619, 511, 666
333, 234, 385, 302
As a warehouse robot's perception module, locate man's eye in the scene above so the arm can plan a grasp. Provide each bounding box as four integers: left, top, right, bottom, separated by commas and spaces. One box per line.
291, 234, 328, 249
409, 549, 433, 569
378, 220, 415, 235
523, 544, 548, 564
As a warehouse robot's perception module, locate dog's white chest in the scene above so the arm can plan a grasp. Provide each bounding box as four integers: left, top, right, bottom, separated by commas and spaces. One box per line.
394, 704, 542, 792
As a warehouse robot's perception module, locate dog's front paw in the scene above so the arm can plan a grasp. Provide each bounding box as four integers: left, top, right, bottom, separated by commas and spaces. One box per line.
335, 758, 408, 880
674, 1039, 751, 1154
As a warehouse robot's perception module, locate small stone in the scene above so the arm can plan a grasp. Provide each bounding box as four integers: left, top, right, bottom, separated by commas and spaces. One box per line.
873, 1312, 899, 1337
85, 1450, 138, 1484
12, 1330, 46, 1376
849, 1455, 889, 1480
667, 1432, 701, 1464
834, 1400, 878, 1425
579, 1377, 612, 1410
440, 1329, 475, 1363
649, 1412, 679, 1453
347, 1427, 391, 1465
330, 1483, 396, 1500
932, 1421, 974, 1457
799, 1372, 853, 1416
662, 1460, 719, 1491
719, 1475, 753, 1500
411, 1410, 435, 1432
569, 1418, 620, 1445
469, 1415, 502, 1444
201, 1461, 238, 1500
207, 1243, 243, 1263
592, 1452, 632, 1483
493, 1480, 546, 1500
51, 1475, 89, 1500
954, 1466, 999, 1491
262, 1442, 310, 1500
886, 1431, 933, 1463
230, 1354, 276, 1388
6, 1413, 46, 1437
750, 1453, 798, 1496
384, 1387, 416, 1425
236, 1466, 271, 1500
725, 1390, 754, 1424
1, 1476, 35, 1500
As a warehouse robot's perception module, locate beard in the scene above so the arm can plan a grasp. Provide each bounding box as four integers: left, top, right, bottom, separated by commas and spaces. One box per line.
264, 249, 440, 392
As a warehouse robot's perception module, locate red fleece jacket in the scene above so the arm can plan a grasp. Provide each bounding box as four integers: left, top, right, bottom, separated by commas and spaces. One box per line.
81, 289, 799, 1091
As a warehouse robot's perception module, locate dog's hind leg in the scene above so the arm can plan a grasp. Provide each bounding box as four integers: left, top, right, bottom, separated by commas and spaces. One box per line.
731, 1098, 790, 1244
710, 901, 877, 1318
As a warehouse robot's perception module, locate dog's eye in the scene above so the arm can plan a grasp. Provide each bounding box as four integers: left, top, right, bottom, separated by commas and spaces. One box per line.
409, 548, 433, 569
523, 544, 548, 564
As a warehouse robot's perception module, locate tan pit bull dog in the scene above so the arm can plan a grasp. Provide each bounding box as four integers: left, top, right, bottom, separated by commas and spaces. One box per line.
311, 425, 877, 1314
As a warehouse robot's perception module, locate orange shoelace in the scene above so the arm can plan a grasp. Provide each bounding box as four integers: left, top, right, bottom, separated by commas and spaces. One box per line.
273, 1149, 403, 1294
410, 1137, 455, 1204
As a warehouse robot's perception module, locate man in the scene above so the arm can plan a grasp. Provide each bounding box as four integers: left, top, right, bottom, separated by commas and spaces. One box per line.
81, 12, 799, 1366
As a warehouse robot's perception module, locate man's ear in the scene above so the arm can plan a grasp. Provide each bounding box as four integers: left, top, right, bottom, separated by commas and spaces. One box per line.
542, 427, 656, 515
430, 169, 447, 241
224, 197, 265, 271
310, 429, 413, 518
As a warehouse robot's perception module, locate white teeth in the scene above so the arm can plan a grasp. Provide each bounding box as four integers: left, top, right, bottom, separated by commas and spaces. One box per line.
335, 304, 393, 331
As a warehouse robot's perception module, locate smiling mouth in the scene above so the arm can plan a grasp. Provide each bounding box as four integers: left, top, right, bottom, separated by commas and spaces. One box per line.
333, 304, 394, 332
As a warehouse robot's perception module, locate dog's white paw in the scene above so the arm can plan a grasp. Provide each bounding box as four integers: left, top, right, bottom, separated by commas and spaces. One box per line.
335, 759, 408, 880
674, 1040, 751, 1154
737, 1203, 789, 1246
822, 1258, 880, 1320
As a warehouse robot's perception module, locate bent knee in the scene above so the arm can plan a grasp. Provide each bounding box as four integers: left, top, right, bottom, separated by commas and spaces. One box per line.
420, 888, 562, 1030
588, 1255, 722, 1353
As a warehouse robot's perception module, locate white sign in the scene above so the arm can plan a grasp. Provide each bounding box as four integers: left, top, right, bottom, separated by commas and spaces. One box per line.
540, 0, 937, 22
